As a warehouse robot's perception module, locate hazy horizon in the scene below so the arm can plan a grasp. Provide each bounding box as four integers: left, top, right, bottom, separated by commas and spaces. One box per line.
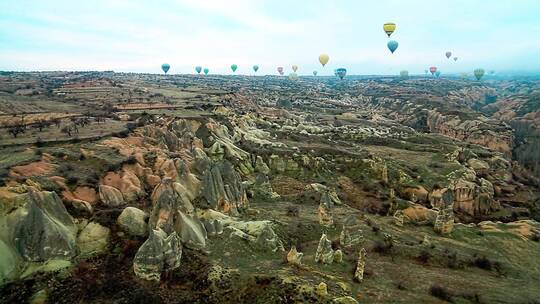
2, 0, 540, 76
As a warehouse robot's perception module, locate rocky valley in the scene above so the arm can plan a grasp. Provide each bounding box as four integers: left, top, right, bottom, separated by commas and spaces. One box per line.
1, 72, 540, 303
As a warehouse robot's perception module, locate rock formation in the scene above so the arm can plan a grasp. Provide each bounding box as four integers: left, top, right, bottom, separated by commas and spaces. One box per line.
133, 229, 182, 281
315, 233, 334, 264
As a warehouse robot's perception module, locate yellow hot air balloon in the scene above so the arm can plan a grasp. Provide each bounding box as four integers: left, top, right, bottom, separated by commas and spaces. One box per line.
319, 54, 329, 67
383, 22, 396, 37
292, 65, 298, 72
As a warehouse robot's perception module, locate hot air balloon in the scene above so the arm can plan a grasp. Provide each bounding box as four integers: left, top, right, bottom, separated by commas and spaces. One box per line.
400, 70, 409, 79
277, 67, 284, 75
387, 40, 398, 54
335, 68, 347, 80
313, 71, 318, 76
319, 54, 329, 66
292, 65, 298, 72
288, 73, 298, 81
161, 63, 170, 74
231, 64, 238, 72
445, 51, 452, 59
453, 57, 458, 62
253, 65, 259, 72
383, 22, 396, 37
195, 66, 202, 74
474, 68, 485, 80
203, 68, 209, 75
435, 71, 441, 78
429, 66, 437, 75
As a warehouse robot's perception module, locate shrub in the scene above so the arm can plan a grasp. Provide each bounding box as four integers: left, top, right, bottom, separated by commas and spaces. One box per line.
429, 284, 453, 302
372, 240, 393, 255
417, 250, 431, 264
471, 255, 492, 270
65, 176, 79, 186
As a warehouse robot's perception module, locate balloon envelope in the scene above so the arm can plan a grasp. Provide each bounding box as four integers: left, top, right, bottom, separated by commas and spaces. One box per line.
203, 68, 209, 75
277, 67, 284, 75
231, 64, 238, 72
387, 40, 398, 53
445, 51, 452, 59
474, 68, 485, 80
195, 66, 202, 74
292, 65, 298, 72
335, 68, 347, 80
161, 63, 170, 74
253, 65, 259, 72
313, 71, 318, 76
383, 22, 396, 37
319, 54, 329, 66
288, 72, 298, 81
453, 57, 458, 61
429, 66, 437, 75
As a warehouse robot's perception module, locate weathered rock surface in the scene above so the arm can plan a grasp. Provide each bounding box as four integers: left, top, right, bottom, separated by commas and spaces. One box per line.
198, 161, 248, 215
315, 233, 334, 264
117, 207, 148, 237
77, 221, 110, 256
133, 229, 182, 281
98, 185, 125, 207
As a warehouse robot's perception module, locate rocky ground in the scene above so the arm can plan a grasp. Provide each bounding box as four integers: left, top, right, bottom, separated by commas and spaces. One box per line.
1, 72, 540, 303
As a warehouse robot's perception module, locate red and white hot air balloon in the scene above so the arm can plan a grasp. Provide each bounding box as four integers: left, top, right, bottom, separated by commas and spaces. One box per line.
429, 66, 437, 75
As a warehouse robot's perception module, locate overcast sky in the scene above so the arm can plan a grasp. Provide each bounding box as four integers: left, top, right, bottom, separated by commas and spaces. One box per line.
1, 0, 539, 75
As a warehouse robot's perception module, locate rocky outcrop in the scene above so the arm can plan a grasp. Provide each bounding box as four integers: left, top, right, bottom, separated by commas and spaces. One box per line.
8, 191, 77, 262
133, 229, 182, 281
402, 204, 438, 225
315, 233, 334, 264
198, 161, 248, 215
0, 190, 77, 283
227, 220, 284, 252
434, 208, 454, 235
287, 246, 303, 265
339, 215, 363, 247
174, 211, 207, 249
354, 248, 367, 282
426, 110, 513, 154
149, 178, 206, 249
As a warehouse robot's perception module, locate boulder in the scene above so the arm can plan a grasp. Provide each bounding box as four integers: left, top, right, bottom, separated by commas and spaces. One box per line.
286, 246, 303, 265
98, 185, 125, 207
117, 207, 148, 237
316, 282, 328, 297
174, 211, 207, 249
402, 204, 438, 225
77, 222, 110, 256
333, 296, 359, 304
434, 208, 454, 235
